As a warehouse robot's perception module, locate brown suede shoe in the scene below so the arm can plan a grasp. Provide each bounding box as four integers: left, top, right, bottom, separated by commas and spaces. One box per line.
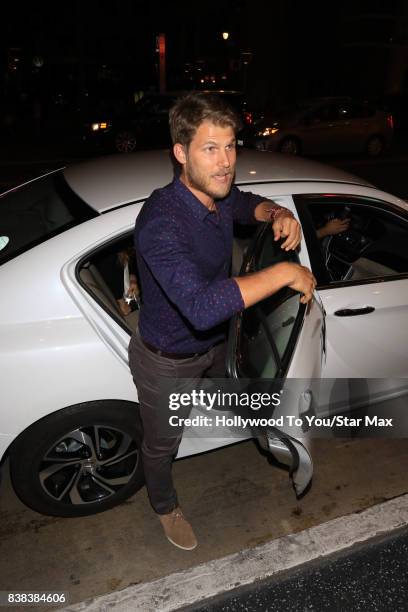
158, 507, 198, 550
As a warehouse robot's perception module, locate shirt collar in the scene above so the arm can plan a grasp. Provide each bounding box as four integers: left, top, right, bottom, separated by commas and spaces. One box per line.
173, 176, 223, 221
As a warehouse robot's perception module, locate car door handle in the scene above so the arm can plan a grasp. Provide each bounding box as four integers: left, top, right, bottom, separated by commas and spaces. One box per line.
334, 306, 375, 317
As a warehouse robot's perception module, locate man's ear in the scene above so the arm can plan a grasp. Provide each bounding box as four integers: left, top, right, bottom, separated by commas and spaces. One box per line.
173, 143, 187, 165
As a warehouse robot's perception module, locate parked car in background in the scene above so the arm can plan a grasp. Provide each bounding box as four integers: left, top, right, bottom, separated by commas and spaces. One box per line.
239, 97, 394, 157
82, 90, 254, 153
1, 150, 407, 518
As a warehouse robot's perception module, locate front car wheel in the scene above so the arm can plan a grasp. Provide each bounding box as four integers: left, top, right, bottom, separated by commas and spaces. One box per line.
9, 401, 144, 517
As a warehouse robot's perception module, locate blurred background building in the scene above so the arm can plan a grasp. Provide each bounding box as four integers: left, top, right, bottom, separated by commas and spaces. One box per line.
2, 0, 408, 140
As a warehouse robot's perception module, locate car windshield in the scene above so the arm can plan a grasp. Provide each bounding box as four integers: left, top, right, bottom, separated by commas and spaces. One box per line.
0, 172, 98, 265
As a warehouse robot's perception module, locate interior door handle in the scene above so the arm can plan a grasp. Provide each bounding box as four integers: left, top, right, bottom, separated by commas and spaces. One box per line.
334, 306, 375, 317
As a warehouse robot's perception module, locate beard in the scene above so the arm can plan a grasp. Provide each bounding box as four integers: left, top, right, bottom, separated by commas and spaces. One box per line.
185, 163, 235, 201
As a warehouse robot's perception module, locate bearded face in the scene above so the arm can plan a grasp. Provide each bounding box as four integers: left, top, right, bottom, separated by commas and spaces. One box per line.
177, 121, 237, 206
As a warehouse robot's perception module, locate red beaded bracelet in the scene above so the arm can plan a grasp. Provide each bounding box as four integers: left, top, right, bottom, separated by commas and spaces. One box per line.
268, 207, 294, 222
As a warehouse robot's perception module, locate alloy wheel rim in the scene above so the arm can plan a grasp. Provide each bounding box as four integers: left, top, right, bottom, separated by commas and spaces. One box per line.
116, 132, 137, 153
39, 425, 139, 506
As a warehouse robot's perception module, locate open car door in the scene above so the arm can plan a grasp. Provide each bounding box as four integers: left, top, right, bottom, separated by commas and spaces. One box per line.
227, 223, 325, 496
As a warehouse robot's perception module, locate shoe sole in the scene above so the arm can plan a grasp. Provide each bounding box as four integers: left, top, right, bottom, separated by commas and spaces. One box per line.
166, 535, 198, 551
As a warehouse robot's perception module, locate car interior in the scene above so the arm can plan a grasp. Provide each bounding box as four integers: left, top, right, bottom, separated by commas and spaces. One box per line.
78, 235, 140, 333
306, 200, 408, 283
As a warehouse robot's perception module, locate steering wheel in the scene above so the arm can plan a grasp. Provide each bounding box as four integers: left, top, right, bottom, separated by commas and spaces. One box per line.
326, 230, 374, 281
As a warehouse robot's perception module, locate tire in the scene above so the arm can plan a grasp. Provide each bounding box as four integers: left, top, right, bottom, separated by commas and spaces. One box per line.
366, 135, 384, 157
9, 401, 144, 517
115, 130, 138, 153
279, 137, 301, 155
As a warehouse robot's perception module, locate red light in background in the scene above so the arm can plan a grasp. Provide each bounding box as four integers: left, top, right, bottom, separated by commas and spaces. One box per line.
158, 34, 165, 58
387, 114, 394, 129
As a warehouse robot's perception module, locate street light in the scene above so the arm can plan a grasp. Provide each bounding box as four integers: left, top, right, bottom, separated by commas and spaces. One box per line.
222, 32, 229, 40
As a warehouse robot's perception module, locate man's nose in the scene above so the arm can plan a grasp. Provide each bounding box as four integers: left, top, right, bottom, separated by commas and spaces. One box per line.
218, 149, 231, 167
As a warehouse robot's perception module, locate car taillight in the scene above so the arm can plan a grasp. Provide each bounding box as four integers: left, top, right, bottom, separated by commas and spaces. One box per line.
387, 114, 394, 129
243, 111, 253, 125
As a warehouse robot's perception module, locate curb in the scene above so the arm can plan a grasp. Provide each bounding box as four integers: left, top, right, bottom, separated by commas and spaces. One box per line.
58, 494, 408, 612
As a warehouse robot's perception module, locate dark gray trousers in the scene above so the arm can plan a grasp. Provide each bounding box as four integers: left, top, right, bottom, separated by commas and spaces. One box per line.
128, 329, 226, 514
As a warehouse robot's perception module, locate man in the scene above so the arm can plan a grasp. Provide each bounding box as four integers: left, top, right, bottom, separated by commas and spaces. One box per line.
128, 92, 316, 550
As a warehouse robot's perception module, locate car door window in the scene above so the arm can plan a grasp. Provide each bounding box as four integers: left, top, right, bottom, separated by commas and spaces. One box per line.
235, 227, 304, 379
295, 195, 408, 285
78, 233, 141, 334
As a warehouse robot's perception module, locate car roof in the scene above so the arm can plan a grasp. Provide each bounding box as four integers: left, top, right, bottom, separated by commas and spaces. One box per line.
63, 148, 374, 214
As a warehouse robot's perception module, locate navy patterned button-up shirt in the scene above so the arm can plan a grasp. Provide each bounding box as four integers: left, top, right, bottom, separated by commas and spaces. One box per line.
135, 177, 264, 353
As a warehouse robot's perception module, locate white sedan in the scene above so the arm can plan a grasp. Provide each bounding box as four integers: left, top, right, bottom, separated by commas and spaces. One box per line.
1, 150, 407, 517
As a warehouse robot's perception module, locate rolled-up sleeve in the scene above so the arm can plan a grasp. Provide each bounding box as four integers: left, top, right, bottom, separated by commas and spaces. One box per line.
138, 217, 244, 331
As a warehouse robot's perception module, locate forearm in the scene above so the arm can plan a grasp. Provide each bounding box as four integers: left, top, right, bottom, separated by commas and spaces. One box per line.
233, 262, 296, 308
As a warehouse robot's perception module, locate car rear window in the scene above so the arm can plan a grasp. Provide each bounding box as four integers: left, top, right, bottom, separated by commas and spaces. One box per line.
0, 172, 98, 265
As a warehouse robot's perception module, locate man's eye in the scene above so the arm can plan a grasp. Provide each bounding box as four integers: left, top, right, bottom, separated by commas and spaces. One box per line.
226, 144, 236, 150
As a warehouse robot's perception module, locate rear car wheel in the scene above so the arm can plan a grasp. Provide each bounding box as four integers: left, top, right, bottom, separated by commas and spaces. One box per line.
9, 401, 144, 517
279, 137, 301, 155
366, 135, 384, 157
115, 130, 138, 153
